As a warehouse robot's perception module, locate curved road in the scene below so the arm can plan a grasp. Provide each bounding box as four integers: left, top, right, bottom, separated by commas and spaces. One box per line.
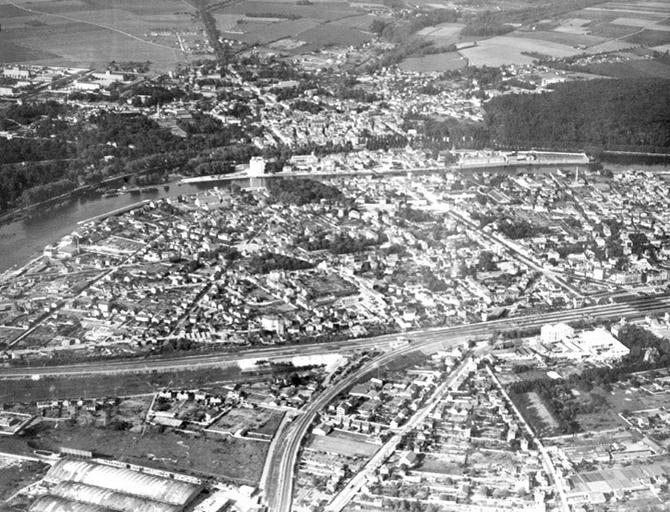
262, 294, 670, 511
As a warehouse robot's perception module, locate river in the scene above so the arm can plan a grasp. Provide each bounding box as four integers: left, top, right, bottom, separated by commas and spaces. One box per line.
0, 180, 247, 274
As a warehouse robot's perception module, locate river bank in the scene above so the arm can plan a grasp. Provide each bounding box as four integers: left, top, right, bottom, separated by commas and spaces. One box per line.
0, 179, 240, 274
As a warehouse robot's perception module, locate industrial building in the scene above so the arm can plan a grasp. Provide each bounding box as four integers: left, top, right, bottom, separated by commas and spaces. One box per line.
30, 459, 202, 512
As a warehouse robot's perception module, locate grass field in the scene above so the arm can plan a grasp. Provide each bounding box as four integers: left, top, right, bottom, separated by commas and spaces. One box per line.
510, 30, 607, 48
584, 57, 670, 78
400, 52, 467, 72
0, 423, 267, 484
335, 13, 384, 30
0, 458, 48, 501
216, 1, 357, 22
418, 22, 463, 40
625, 28, 670, 45
0, 4, 29, 17
587, 21, 641, 38
298, 22, 374, 46
309, 431, 379, 457
225, 18, 323, 45
209, 406, 282, 436
0, 366, 250, 403
214, 0, 373, 50
82, 0, 194, 16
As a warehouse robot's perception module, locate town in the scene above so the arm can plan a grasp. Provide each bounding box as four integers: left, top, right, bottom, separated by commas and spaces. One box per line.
2, 0, 670, 510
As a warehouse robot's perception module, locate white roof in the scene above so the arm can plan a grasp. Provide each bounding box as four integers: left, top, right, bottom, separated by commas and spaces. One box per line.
30, 496, 113, 512
52, 482, 181, 512
47, 460, 200, 506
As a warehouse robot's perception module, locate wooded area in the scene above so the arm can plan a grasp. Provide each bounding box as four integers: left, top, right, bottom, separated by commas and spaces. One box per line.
485, 79, 670, 153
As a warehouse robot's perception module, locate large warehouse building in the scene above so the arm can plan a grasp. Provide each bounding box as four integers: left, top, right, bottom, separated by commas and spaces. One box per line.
30, 459, 202, 512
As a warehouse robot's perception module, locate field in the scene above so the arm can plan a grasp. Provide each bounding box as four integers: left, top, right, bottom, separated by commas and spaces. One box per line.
512, 391, 562, 437
417, 22, 464, 45
213, 0, 375, 51
454, 0, 670, 66
208, 406, 283, 437
510, 30, 607, 47
584, 56, 670, 78
400, 52, 467, 72
0, 4, 29, 17
0, 422, 267, 484
223, 18, 323, 45
0, 365, 251, 403
460, 35, 582, 66
215, 1, 360, 22
0, 457, 48, 502
0, 0, 196, 70
309, 430, 379, 457
298, 22, 374, 46
625, 28, 670, 46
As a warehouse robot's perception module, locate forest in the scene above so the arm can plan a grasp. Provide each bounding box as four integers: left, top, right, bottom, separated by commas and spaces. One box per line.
484, 78, 670, 153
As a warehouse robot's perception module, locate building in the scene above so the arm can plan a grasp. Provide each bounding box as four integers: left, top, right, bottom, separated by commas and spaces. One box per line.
33, 459, 203, 512
3, 67, 30, 80
541, 323, 574, 343
0, 86, 17, 97
579, 328, 630, 361
248, 156, 266, 176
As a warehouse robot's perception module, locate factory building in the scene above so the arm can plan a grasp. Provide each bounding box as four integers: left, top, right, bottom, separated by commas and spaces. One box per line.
30, 459, 202, 512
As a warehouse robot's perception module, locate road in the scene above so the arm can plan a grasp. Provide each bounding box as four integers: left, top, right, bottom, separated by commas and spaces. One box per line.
325, 356, 474, 512
3, 293, 670, 378
265, 334, 471, 512
418, 187, 585, 298
259, 293, 670, 511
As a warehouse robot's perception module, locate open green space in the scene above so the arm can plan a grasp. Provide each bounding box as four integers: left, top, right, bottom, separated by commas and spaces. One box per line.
0, 423, 267, 484
0, 366, 246, 403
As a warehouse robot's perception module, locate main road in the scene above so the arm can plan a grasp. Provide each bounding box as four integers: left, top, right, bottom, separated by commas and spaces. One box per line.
260, 292, 670, 512
265, 332, 474, 512
2, 294, 669, 379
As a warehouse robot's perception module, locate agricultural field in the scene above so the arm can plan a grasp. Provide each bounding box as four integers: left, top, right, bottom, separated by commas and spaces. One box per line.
583, 56, 670, 78
399, 51, 467, 72
222, 18, 323, 45
298, 22, 374, 47
625, 28, 670, 45
510, 29, 608, 48
460, 35, 582, 66
214, 0, 361, 22
460, 0, 670, 66
0, 0, 197, 70
215, 0, 375, 52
